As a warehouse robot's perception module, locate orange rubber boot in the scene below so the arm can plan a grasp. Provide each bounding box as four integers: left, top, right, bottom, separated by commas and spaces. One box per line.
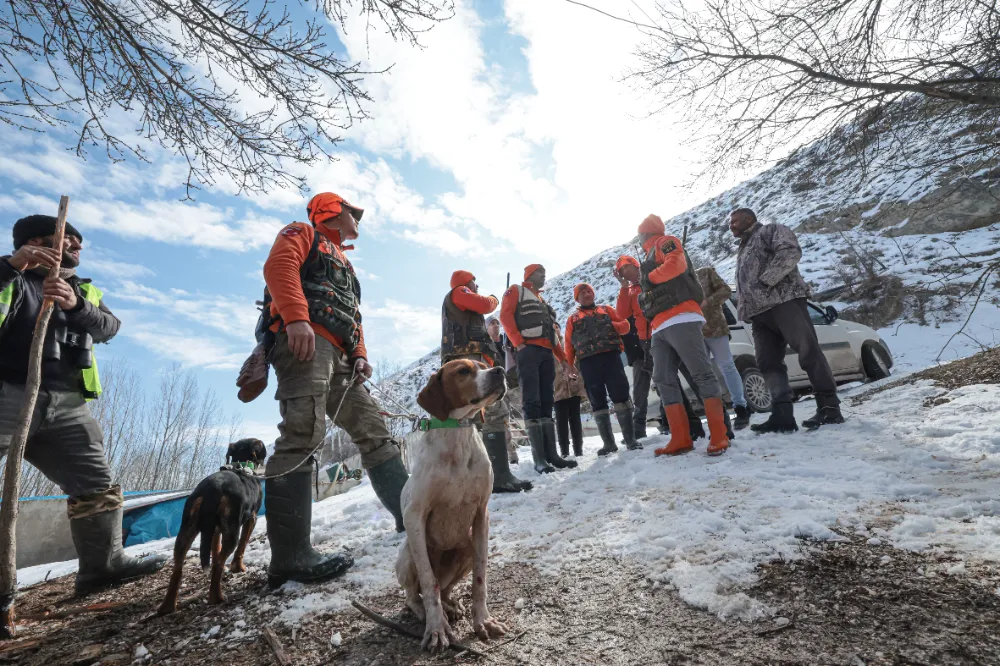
654, 403, 694, 457
704, 397, 730, 456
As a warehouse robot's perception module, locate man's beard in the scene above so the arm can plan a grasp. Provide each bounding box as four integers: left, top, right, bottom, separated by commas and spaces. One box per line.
42, 239, 80, 268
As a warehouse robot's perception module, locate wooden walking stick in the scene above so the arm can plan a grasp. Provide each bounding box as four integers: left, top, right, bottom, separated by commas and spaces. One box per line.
0, 196, 70, 639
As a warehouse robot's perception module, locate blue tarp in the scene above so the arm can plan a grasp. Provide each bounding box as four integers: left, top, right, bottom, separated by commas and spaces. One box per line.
121, 485, 267, 547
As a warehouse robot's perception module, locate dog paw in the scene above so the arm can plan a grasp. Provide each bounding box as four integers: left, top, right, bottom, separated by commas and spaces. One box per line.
230, 560, 247, 574
406, 598, 426, 621
156, 602, 176, 616
442, 598, 465, 622
472, 614, 507, 641
207, 592, 227, 606
421, 615, 455, 653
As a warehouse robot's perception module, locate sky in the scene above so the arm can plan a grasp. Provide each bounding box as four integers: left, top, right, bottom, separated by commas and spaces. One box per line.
0, 0, 749, 444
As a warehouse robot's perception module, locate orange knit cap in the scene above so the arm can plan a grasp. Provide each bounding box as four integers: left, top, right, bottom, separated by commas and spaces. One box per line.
638, 214, 665, 235
615, 255, 640, 272
306, 192, 363, 226
573, 283, 594, 302
450, 270, 475, 290
524, 264, 544, 282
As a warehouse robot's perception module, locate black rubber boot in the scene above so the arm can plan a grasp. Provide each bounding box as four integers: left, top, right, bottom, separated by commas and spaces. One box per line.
614, 403, 642, 450
484, 431, 533, 493
542, 418, 578, 468
684, 395, 705, 440
750, 402, 799, 434
594, 410, 619, 456
265, 473, 354, 588
527, 419, 555, 474
572, 433, 584, 458
734, 405, 751, 430
724, 406, 735, 441
71, 507, 168, 596
367, 453, 408, 533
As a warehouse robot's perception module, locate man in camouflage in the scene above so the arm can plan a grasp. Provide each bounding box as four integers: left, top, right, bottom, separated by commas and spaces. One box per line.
730, 207, 843, 432
0, 215, 166, 595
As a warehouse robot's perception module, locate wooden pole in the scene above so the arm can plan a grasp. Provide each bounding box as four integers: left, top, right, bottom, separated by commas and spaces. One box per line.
0, 196, 69, 639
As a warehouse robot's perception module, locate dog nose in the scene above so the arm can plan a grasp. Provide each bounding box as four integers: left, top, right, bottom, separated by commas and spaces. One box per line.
488, 367, 504, 376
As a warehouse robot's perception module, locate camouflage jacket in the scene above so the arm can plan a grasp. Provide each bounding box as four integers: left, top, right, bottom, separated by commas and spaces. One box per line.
696, 266, 732, 339
735, 223, 811, 321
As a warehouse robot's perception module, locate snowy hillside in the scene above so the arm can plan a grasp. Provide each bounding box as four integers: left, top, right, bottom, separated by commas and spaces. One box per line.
377, 109, 999, 416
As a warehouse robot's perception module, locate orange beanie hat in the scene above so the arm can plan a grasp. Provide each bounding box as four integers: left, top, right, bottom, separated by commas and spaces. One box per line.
450, 270, 475, 290
307, 192, 363, 226
524, 263, 544, 281
573, 283, 594, 302
638, 214, 665, 235
615, 255, 640, 272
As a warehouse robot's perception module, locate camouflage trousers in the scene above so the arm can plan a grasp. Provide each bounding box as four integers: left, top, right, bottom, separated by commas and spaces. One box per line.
0, 382, 121, 519
270, 332, 400, 475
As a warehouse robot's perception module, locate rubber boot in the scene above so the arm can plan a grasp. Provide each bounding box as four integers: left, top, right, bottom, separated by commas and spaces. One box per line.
704, 397, 730, 456
265, 473, 355, 588
71, 507, 168, 596
734, 405, 751, 430
558, 435, 570, 458
367, 453, 408, 533
527, 419, 555, 474
542, 418, 578, 469
685, 396, 706, 441
655, 404, 695, 456
594, 410, 619, 456
750, 402, 799, 434
614, 403, 641, 450
484, 431, 533, 493
572, 437, 584, 458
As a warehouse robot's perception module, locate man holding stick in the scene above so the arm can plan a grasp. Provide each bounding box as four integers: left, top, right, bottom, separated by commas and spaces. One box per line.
0, 215, 166, 595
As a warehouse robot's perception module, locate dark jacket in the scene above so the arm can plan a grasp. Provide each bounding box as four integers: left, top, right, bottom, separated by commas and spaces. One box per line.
735, 223, 811, 321
0, 257, 120, 391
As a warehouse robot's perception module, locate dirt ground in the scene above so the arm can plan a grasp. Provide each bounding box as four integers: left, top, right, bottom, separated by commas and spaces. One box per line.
853, 345, 1000, 405
2, 528, 998, 666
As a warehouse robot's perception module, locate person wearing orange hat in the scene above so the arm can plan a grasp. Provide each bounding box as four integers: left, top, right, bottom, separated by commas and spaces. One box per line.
565, 283, 639, 455
260, 191, 409, 587
499, 264, 577, 474
614, 254, 654, 439
636, 214, 730, 457
441, 270, 532, 493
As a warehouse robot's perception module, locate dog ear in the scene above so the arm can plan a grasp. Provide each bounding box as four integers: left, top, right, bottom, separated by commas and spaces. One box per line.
417, 370, 452, 421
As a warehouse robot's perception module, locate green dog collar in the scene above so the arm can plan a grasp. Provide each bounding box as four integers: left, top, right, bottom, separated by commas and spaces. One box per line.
418, 417, 475, 432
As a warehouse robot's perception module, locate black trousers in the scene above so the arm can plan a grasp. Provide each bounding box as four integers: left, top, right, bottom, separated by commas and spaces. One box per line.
554, 396, 583, 453
751, 298, 839, 406
579, 351, 631, 413
516, 344, 555, 420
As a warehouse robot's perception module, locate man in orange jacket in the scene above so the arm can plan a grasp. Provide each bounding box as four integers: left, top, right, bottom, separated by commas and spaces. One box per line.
636, 214, 730, 457
441, 270, 532, 493
614, 255, 653, 439
565, 283, 640, 455
500, 264, 577, 474
262, 192, 409, 588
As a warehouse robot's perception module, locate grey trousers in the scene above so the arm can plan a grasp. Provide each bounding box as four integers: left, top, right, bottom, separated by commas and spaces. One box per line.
631, 344, 653, 431
650, 321, 722, 407
0, 381, 114, 499
750, 298, 839, 407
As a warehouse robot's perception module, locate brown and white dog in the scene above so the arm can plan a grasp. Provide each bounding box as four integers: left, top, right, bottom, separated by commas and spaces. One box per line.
396, 359, 509, 652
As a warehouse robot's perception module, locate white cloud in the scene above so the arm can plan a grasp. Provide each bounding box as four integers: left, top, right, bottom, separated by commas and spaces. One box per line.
363, 298, 442, 361
113, 280, 259, 340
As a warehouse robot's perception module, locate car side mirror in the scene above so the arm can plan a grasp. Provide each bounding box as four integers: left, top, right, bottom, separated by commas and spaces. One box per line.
825, 305, 838, 322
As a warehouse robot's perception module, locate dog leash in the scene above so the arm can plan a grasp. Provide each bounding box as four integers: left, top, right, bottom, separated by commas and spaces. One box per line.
258, 367, 359, 481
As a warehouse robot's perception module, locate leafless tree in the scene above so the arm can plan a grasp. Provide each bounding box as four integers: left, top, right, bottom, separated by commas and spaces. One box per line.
567, 0, 1000, 181
0, 0, 453, 194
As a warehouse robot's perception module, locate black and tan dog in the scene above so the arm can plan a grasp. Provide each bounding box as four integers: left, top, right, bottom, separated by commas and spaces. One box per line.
157, 438, 267, 614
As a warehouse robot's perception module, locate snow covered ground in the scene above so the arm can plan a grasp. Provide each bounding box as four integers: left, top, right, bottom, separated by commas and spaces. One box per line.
20, 328, 1000, 628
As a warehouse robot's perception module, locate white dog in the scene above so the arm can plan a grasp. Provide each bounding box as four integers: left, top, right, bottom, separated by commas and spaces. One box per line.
396, 359, 509, 652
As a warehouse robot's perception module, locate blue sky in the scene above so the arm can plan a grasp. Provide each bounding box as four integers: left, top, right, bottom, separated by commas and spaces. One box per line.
0, 1, 741, 443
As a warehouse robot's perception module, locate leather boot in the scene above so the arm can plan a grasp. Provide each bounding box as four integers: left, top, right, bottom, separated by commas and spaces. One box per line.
704, 397, 730, 456
527, 419, 555, 474
614, 402, 641, 450
265, 473, 354, 588
71, 507, 168, 596
734, 405, 751, 430
750, 402, 799, 434
802, 393, 845, 429
655, 403, 694, 456
594, 410, 619, 456
484, 431, 533, 493
367, 453, 408, 533
542, 418, 578, 468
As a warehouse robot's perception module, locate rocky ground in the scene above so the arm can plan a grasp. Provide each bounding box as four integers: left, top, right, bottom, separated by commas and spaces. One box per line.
2, 529, 999, 666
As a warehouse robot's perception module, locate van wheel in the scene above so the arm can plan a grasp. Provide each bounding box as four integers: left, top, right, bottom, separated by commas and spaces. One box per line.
741, 366, 772, 413
862, 341, 891, 380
